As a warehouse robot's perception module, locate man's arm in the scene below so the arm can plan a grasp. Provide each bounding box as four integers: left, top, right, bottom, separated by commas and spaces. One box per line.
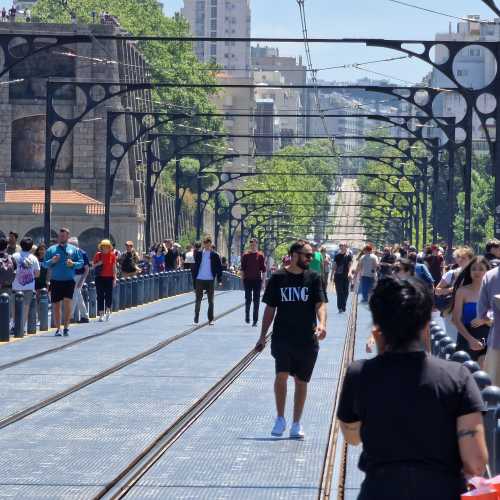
256, 305, 275, 351
457, 413, 488, 477
477, 275, 490, 320
315, 302, 327, 340
339, 421, 362, 446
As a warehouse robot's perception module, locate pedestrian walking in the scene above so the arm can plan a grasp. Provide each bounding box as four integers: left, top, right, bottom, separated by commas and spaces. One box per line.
338, 277, 488, 500
8, 5, 16, 22
68, 237, 89, 323
476, 258, 500, 386
378, 247, 396, 278
450, 256, 491, 366
424, 244, 444, 285
34, 243, 48, 299
11, 237, 40, 333
0, 237, 16, 316
255, 240, 327, 439
1, 8, 6, 21
332, 242, 352, 313
183, 244, 195, 272
355, 245, 379, 303
43, 228, 83, 337
25, 8, 30, 21
150, 242, 165, 273
7, 231, 20, 255
320, 246, 331, 285
484, 239, 500, 268
119, 241, 140, 278
241, 238, 266, 327
164, 239, 180, 271
93, 239, 116, 322
193, 236, 222, 325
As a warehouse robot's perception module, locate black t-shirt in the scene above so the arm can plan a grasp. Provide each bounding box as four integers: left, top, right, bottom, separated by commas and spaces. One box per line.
165, 249, 178, 269
334, 252, 352, 277
263, 269, 326, 346
379, 253, 396, 276
337, 352, 484, 476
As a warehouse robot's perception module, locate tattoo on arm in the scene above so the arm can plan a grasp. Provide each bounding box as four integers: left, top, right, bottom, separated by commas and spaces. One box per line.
458, 429, 478, 439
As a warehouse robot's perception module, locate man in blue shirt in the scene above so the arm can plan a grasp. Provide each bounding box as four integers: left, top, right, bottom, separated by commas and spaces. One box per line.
192, 235, 222, 325
44, 228, 83, 336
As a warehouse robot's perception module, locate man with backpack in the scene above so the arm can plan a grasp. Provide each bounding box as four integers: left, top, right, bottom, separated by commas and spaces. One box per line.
12, 237, 40, 333
0, 237, 16, 328
119, 241, 140, 278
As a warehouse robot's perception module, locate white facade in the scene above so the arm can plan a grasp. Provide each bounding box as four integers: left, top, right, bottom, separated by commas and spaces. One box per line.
181, 0, 251, 78
431, 15, 499, 152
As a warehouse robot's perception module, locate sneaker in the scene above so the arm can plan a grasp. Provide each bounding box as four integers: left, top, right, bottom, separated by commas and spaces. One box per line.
252, 322, 258, 327
245, 317, 250, 324
289, 422, 304, 439
79, 317, 90, 323
271, 416, 286, 437
98, 315, 104, 322
54, 329, 62, 337
193, 318, 199, 325
209, 320, 215, 326
105, 310, 110, 322
63, 328, 69, 337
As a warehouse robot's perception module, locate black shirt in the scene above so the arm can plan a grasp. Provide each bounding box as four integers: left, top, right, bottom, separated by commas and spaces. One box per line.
337, 352, 484, 476
334, 252, 352, 277
165, 249, 178, 270
379, 253, 396, 276
262, 269, 326, 346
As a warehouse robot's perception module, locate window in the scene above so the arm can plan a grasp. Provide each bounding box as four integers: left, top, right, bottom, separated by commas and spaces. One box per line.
210, 19, 217, 30
211, 6, 217, 16
469, 48, 481, 57
210, 44, 217, 56
210, 0, 217, 5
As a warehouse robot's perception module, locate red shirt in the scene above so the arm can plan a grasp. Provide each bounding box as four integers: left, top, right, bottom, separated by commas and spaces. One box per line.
93, 251, 116, 278
241, 251, 266, 280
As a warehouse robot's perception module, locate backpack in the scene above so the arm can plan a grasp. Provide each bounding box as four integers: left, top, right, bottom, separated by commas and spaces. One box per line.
0, 253, 16, 286
16, 256, 35, 287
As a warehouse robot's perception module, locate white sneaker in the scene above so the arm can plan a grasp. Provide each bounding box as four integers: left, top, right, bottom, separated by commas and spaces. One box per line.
105, 310, 110, 321
209, 320, 215, 326
289, 422, 304, 439
271, 416, 286, 437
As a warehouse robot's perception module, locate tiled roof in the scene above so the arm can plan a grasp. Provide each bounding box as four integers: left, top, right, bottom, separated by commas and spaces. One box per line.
5, 190, 102, 205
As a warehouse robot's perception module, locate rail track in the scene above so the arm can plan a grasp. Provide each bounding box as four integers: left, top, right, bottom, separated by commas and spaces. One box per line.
0, 291, 227, 372
318, 287, 359, 500
0, 299, 244, 431
93, 332, 271, 499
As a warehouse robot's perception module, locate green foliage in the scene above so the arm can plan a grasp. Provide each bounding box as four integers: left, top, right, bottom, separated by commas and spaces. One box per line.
238, 140, 340, 246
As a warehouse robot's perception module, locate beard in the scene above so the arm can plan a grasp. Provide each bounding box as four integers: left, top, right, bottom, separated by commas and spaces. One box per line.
298, 259, 309, 270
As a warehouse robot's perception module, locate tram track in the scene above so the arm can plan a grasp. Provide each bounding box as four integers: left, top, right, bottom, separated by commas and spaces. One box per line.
0, 291, 227, 372
0, 299, 244, 431
318, 286, 359, 500
93, 332, 271, 500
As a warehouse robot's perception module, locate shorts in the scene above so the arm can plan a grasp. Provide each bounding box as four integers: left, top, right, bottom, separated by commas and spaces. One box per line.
271, 340, 319, 382
50, 280, 75, 303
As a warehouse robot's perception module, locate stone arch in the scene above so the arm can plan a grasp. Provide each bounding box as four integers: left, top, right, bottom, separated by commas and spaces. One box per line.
24, 227, 57, 246
78, 228, 115, 258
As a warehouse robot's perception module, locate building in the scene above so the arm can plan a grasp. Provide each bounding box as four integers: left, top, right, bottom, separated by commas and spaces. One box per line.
181, 0, 254, 171
181, 0, 251, 78
0, 22, 205, 251
431, 15, 499, 153
251, 45, 308, 138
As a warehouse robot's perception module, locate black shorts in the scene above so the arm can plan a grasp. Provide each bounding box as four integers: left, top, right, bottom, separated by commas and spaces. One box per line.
271, 341, 319, 382
50, 279, 75, 303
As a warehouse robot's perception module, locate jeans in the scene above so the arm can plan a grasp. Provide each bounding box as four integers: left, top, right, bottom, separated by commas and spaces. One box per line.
72, 275, 89, 320
244, 279, 261, 323
360, 276, 375, 302
358, 466, 466, 500
334, 274, 349, 311
96, 276, 113, 313
195, 279, 215, 321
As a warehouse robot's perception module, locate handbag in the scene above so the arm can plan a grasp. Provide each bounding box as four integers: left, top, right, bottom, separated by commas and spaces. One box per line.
462, 476, 500, 498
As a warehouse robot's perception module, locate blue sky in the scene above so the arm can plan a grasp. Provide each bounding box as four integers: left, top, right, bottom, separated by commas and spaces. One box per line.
164, 0, 494, 83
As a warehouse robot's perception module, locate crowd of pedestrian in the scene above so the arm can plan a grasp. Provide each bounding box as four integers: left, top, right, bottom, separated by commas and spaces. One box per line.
0, 228, 235, 337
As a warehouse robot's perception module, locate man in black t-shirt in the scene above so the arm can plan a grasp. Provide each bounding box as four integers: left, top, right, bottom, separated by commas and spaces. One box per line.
255, 240, 327, 440
337, 277, 487, 500
163, 239, 179, 271
332, 242, 352, 313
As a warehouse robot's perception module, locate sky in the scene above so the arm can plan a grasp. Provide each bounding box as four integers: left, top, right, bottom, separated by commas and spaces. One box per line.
164, 0, 494, 84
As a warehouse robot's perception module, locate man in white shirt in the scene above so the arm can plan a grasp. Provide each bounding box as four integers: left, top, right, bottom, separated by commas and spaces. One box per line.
12, 237, 40, 333
355, 245, 379, 303
193, 236, 222, 325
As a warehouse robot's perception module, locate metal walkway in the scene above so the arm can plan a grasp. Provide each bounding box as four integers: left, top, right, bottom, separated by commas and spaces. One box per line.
0, 289, 363, 499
